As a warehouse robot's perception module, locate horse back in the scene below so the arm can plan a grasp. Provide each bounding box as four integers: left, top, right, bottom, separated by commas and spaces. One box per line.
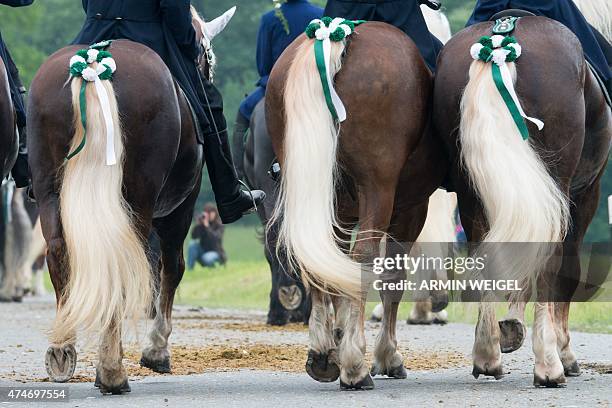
28, 40, 198, 216
435, 17, 590, 183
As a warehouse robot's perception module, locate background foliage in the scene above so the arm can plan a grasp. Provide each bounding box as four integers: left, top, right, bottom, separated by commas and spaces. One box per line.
0, 0, 609, 240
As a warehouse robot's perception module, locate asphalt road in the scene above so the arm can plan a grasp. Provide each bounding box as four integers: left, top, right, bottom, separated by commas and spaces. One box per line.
0, 297, 610, 408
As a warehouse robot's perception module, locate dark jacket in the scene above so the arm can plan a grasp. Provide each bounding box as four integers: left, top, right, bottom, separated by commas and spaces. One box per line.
191, 222, 226, 263
0, 0, 33, 128
467, 0, 611, 81
239, 0, 322, 120
72, 0, 222, 134
323, 0, 443, 72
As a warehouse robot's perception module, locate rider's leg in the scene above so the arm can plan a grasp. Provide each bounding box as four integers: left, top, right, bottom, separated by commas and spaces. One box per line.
231, 110, 249, 180
202, 99, 265, 224
6, 52, 29, 189
590, 26, 612, 97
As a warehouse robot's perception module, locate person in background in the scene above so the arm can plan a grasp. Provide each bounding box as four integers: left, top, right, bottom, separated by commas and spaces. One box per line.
232, 0, 323, 178
187, 203, 226, 269
0, 0, 34, 191
466, 0, 612, 98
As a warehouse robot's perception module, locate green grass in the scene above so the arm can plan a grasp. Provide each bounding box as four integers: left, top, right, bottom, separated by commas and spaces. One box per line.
43, 223, 612, 333
176, 223, 271, 309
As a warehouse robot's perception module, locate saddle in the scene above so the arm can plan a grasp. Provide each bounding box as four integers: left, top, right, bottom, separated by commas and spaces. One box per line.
489, 10, 611, 107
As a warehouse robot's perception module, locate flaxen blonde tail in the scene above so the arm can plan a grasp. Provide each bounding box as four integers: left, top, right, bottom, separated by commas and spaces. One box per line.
51, 71, 152, 346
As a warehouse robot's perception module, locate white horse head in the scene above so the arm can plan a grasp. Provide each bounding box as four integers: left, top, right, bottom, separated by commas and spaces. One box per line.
190, 6, 237, 80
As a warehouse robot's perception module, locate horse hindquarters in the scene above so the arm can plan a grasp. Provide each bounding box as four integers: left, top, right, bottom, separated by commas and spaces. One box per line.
268, 23, 431, 389
50, 74, 151, 393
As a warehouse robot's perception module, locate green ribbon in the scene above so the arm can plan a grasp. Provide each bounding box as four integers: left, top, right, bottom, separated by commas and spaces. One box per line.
66, 81, 88, 160
314, 40, 339, 120
491, 57, 529, 141
66, 40, 114, 161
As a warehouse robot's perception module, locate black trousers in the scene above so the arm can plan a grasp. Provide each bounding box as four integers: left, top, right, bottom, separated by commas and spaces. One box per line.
202, 104, 241, 206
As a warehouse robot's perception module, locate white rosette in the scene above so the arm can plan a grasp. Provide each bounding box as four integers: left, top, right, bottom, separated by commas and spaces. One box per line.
470, 43, 484, 60
86, 49, 99, 64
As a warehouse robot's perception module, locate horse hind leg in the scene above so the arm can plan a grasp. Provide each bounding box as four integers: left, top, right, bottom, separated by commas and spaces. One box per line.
499, 300, 528, 353
372, 202, 429, 379
140, 185, 199, 374
305, 288, 339, 382
371, 298, 406, 379
96, 322, 130, 394
40, 199, 77, 383
548, 168, 604, 381
338, 184, 396, 390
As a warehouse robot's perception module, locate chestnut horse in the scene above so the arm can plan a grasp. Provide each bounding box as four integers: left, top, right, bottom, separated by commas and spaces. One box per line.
27, 8, 232, 394
434, 16, 610, 387
266, 22, 447, 389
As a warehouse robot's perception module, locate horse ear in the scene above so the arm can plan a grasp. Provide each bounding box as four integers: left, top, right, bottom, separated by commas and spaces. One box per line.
204, 6, 236, 41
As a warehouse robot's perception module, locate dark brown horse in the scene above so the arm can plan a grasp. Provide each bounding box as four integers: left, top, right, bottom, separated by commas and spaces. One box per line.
27, 9, 230, 394
266, 22, 447, 389
433, 16, 610, 387
0, 57, 18, 185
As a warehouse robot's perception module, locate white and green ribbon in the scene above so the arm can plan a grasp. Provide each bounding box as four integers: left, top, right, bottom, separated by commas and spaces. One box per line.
68, 41, 117, 165
470, 35, 544, 140
305, 17, 365, 122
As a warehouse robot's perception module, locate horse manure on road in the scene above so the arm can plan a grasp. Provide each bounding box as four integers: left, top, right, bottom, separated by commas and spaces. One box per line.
582, 362, 612, 374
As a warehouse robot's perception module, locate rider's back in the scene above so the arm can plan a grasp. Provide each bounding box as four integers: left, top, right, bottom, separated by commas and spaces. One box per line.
73, 0, 198, 63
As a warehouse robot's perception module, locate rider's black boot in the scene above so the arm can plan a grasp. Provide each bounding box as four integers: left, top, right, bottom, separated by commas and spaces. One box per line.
605, 79, 612, 106
419, 0, 442, 10
203, 125, 265, 224
231, 111, 250, 181
12, 124, 30, 190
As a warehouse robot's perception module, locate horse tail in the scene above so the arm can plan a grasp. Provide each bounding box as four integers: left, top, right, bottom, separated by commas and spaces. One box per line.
459, 58, 570, 284
269, 39, 362, 299
51, 73, 151, 345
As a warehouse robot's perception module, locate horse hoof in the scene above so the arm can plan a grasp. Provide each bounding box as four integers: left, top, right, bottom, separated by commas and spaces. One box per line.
266, 312, 288, 326
45, 344, 77, 383
305, 349, 340, 382
534, 373, 567, 388
564, 361, 581, 377
288, 311, 305, 323
340, 373, 374, 390
472, 363, 504, 380
406, 318, 432, 325
371, 362, 407, 379
499, 318, 526, 353
278, 285, 302, 311
431, 294, 449, 313
99, 379, 131, 395
140, 354, 171, 374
